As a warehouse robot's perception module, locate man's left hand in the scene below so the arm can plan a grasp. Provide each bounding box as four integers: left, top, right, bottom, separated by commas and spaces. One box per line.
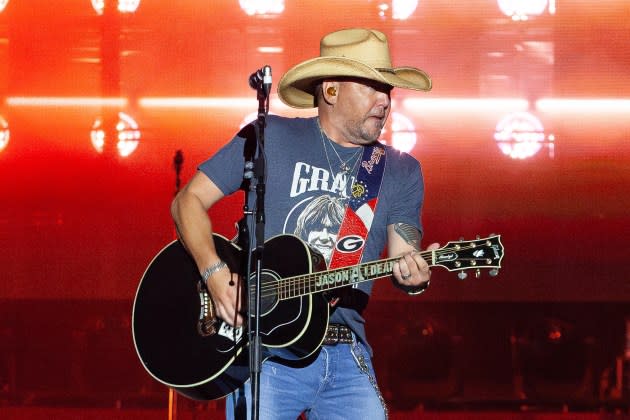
393, 242, 440, 289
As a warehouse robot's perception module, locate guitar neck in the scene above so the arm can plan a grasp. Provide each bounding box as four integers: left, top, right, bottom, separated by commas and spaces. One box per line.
275, 251, 433, 300
270, 234, 504, 300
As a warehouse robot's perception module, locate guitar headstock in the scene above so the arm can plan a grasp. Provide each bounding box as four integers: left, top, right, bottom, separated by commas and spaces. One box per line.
432, 235, 504, 279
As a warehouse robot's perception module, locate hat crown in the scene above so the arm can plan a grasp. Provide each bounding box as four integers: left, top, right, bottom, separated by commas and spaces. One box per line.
320, 29, 393, 69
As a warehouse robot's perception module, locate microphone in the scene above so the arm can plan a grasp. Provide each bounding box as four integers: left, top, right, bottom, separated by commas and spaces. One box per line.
248, 65, 272, 97
262, 65, 272, 97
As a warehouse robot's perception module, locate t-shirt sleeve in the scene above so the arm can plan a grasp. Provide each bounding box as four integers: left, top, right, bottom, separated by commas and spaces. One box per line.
386, 155, 424, 238
198, 135, 247, 196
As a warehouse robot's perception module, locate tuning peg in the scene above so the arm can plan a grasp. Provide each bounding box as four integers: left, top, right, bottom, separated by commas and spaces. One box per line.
457, 271, 468, 280
489, 269, 499, 277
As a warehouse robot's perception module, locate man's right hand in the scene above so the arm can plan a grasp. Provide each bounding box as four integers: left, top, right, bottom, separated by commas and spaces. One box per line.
205, 265, 245, 328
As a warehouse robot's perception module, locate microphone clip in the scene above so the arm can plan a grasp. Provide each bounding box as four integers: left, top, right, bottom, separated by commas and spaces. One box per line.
249, 65, 272, 99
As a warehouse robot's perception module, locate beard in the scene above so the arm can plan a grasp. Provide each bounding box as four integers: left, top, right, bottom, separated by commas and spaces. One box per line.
347, 115, 386, 144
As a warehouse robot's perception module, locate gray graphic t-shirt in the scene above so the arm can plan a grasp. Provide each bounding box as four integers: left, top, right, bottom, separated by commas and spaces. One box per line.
199, 115, 424, 351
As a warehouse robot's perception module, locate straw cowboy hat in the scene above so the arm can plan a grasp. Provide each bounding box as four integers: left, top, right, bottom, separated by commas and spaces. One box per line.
277, 28, 432, 109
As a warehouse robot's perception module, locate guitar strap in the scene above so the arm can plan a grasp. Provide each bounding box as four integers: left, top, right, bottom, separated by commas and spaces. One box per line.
329, 143, 387, 272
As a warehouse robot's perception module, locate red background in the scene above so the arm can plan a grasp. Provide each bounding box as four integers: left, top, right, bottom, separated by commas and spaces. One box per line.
1, 0, 629, 416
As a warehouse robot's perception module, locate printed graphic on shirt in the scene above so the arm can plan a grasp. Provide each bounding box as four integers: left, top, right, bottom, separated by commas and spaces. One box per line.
284, 162, 355, 266
289, 162, 354, 199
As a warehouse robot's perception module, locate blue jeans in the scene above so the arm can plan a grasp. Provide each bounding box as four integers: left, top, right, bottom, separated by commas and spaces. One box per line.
225, 339, 388, 420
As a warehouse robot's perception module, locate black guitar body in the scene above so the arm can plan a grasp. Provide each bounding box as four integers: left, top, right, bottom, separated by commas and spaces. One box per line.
247, 235, 330, 358
132, 231, 504, 401
132, 234, 330, 400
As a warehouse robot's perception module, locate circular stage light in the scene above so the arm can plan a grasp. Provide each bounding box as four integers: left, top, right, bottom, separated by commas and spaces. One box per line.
498, 0, 548, 21
90, 111, 141, 157
380, 112, 417, 154
239, 0, 284, 16
0, 116, 9, 152
91, 0, 141, 15
494, 111, 547, 159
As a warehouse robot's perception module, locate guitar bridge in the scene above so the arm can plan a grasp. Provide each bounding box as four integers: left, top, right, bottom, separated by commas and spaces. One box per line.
197, 281, 218, 337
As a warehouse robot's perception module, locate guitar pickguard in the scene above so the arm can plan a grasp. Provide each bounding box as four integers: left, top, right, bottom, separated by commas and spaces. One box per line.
197, 282, 218, 337
216, 322, 244, 354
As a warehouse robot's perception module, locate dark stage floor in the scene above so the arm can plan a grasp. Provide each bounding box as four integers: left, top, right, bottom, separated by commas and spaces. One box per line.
1, 299, 629, 418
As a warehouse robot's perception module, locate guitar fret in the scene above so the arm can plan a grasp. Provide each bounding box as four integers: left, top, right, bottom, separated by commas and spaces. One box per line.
289, 257, 411, 298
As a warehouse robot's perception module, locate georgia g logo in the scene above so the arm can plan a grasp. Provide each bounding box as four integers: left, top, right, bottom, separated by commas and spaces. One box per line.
336, 235, 365, 253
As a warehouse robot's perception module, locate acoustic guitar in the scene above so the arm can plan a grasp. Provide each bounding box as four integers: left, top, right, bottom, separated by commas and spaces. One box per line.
132, 233, 504, 400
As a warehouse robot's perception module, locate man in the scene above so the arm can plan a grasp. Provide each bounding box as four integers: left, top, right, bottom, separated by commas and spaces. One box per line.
171, 28, 439, 420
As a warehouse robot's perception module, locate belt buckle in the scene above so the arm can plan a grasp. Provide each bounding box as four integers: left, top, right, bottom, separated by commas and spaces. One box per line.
323, 324, 353, 346
338, 326, 352, 343
324, 324, 340, 345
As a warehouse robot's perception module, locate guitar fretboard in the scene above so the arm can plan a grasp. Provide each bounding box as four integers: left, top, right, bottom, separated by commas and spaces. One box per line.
274, 250, 433, 300
252, 236, 503, 300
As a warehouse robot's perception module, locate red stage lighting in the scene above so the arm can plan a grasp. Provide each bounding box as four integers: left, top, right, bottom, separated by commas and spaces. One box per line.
497, 0, 553, 21
494, 111, 553, 159
239, 0, 284, 16
91, 0, 140, 15
90, 111, 140, 158
381, 111, 418, 154
377, 0, 419, 21
0, 116, 8, 152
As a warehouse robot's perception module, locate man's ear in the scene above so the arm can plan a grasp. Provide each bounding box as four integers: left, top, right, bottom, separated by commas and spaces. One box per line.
322, 81, 339, 105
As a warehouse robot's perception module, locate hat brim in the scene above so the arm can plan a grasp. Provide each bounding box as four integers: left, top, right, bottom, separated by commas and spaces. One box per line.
277, 56, 432, 109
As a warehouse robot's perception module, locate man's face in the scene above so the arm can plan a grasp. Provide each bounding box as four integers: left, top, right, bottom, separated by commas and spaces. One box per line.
335, 78, 392, 146
307, 227, 338, 261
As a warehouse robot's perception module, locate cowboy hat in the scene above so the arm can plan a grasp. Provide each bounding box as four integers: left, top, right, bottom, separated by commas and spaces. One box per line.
277, 28, 432, 109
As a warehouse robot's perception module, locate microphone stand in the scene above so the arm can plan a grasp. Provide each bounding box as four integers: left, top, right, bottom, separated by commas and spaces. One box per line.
169, 150, 183, 420
241, 66, 271, 420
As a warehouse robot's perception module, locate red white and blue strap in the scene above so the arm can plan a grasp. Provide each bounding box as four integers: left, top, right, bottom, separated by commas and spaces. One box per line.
329, 144, 387, 270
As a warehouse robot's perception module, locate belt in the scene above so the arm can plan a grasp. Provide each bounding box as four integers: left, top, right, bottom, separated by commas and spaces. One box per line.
322, 324, 354, 346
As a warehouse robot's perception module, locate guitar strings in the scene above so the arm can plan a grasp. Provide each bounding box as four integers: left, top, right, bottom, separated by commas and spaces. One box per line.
254, 245, 494, 298
250, 244, 495, 299
252, 245, 475, 297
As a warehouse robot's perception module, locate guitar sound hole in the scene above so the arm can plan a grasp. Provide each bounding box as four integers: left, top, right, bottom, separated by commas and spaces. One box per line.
254, 271, 280, 316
